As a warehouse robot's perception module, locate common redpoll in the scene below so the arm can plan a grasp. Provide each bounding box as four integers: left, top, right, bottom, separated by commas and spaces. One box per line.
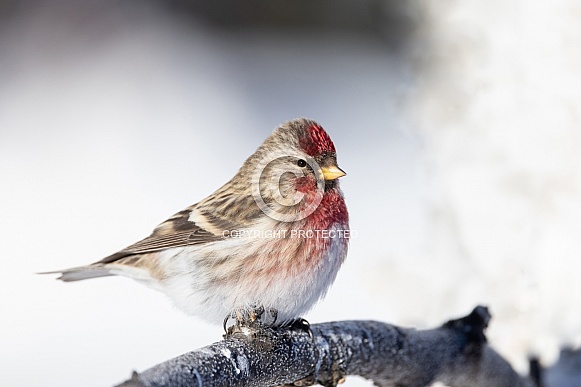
46, 118, 349, 326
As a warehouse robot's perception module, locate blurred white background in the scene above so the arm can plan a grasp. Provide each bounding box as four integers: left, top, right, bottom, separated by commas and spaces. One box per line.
1, 1, 580, 386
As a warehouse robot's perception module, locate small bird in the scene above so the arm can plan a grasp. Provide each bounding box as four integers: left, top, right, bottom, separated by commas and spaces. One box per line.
46, 118, 349, 327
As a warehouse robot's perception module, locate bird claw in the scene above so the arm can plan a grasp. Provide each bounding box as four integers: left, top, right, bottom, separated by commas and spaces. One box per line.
286, 317, 314, 340
223, 306, 279, 336
223, 313, 233, 334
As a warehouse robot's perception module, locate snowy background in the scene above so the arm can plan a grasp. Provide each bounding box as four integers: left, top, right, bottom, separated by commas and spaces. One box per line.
1, 1, 580, 386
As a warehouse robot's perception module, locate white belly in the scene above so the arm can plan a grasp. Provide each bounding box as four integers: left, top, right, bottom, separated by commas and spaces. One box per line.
157, 225, 349, 325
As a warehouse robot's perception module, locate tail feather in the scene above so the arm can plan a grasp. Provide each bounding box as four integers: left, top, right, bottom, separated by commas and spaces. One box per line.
39, 264, 114, 282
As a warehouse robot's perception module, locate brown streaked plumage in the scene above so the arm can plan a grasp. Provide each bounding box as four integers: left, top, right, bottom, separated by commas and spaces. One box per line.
43, 118, 349, 325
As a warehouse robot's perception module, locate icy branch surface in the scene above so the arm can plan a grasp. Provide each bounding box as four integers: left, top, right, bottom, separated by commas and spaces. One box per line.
118, 306, 534, 387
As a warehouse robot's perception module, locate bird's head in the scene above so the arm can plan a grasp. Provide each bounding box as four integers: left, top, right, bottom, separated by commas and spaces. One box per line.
246, 118, 346, 223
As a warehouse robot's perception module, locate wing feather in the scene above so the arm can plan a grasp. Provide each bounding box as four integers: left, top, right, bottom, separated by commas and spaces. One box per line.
97, 205, 225, 264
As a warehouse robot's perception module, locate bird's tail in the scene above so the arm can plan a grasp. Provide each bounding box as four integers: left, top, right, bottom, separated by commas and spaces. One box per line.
39, 264, 114, 282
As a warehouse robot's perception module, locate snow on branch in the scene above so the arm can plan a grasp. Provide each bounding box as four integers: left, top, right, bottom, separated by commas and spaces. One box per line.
117, 306, 535, 387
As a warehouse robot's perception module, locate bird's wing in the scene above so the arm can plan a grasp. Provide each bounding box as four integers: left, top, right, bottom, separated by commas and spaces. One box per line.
96, 205, 227, 264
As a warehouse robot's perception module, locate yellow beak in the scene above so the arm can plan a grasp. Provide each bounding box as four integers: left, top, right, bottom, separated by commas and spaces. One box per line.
321, 165, 346, 181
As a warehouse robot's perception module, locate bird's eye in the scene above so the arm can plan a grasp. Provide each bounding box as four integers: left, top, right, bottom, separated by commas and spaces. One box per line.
297, 159, 307, 168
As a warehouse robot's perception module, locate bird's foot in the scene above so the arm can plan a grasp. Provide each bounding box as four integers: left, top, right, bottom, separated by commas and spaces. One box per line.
223, 306, 279, 337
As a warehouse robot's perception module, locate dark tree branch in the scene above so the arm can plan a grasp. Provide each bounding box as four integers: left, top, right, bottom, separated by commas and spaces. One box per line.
118, 306, 535, 387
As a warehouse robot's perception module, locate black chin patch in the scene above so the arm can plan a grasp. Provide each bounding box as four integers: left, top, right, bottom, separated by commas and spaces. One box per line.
325, 179, 337, 191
